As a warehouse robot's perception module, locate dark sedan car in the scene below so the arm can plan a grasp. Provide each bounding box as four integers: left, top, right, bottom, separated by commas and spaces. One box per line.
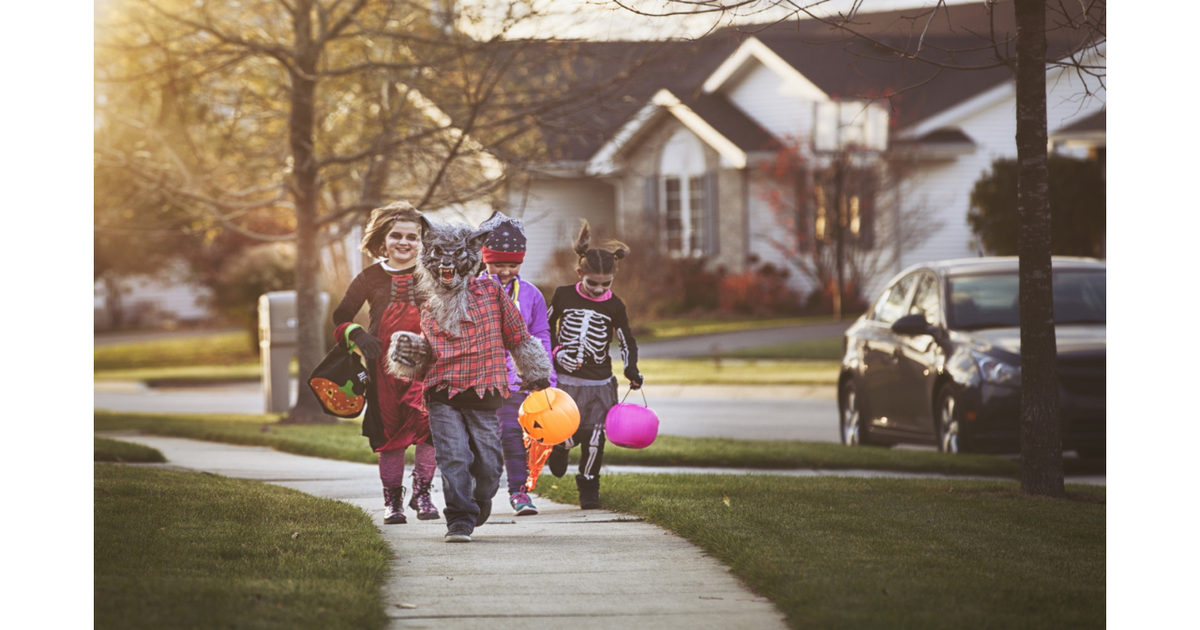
837, 257, 1105, 458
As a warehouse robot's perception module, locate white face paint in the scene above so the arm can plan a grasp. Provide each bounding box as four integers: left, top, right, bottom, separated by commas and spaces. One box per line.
385, 221, 421, 267
577, 270, 614, 298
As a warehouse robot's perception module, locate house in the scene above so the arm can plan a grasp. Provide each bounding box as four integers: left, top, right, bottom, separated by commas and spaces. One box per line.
498, 2, 1106, 300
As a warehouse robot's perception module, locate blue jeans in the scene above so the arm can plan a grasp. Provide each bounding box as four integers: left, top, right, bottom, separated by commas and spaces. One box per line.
498, 391, 529, 494
427, 401, 503, 532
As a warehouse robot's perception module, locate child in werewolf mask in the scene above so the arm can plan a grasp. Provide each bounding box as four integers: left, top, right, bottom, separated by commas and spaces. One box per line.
387, 214, 552, 543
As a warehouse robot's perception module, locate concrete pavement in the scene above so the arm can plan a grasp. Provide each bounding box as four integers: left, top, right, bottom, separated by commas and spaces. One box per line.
99, 433, 789, 630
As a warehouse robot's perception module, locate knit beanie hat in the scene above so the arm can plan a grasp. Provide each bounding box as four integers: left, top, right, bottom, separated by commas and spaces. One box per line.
479, 210, 527, 263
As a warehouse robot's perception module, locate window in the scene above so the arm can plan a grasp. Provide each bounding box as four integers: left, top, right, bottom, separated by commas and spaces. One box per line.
659, 130, 713, 257
871, 274, 917, 325
908, 273, 942, 326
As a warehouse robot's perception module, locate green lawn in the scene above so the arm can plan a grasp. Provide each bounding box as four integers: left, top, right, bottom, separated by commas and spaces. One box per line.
640, 358, 840, 385
95, 327, 840, 386
95, 331, 257, 370
723, 336, 845, 361
638, 315, 836, 341
537, 474, 1105, 630
95, 411, 1022, 477
95, 465, 391, 630
95, 437, 167, 463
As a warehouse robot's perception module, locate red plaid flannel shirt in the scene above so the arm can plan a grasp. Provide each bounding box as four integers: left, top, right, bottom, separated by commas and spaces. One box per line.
421, 277, 532, 398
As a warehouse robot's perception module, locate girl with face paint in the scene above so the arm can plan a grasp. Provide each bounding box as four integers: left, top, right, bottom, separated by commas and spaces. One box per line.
544, 220, 644, 510
332, 201, 439, 525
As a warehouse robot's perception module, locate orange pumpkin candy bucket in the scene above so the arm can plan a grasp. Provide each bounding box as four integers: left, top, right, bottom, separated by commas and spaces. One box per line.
519, 387, 580, 490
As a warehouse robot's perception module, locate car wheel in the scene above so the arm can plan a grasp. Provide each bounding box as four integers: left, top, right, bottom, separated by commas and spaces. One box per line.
839, 380, 862, 446
936, 384, 961, 454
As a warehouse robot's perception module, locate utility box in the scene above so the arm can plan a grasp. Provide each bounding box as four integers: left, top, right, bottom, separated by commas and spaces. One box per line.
258, 291, 329, 413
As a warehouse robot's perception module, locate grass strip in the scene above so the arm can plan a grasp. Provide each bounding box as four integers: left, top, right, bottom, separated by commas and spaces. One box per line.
94, 332, 257, 371
96, 358, 836, 386
639, 358, 840, 385
95, 465, 391, 630
637, 315, 836, 341
722, 336, 845, 361
94, 437, 167, 463
94, 411, 1021, 477
95, 411, 382, 465
536, 474, 1105, 630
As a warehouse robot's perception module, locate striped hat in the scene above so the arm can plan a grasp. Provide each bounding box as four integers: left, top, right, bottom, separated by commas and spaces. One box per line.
479, 210, 526, 263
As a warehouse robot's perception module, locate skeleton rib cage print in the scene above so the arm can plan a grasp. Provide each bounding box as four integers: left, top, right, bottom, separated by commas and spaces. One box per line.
547, 285, 639, 382
560, 309, 612, 367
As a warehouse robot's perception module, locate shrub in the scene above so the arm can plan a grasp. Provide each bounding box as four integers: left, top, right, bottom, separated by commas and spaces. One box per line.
718, 261, 804, 316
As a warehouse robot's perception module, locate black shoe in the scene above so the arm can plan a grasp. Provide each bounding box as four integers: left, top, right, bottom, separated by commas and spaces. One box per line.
475, 499, 492, 528
444, 523, 472, 543
576, 474, 601, 510
549, 446, 569, 478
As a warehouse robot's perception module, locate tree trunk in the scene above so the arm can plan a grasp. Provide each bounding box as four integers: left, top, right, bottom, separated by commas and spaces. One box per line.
284, 0, 333, 423
1014, 0, 1064, 497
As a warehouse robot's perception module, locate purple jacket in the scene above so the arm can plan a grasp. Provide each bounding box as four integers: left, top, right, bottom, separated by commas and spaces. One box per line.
483, 273, 557, 391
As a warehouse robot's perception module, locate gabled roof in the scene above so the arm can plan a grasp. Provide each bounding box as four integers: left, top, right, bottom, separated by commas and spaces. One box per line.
587, 89, 773, 175
440, 0, 1103, 166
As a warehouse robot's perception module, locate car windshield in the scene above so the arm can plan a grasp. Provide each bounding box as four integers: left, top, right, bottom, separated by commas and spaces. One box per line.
948, 269, 1106, 330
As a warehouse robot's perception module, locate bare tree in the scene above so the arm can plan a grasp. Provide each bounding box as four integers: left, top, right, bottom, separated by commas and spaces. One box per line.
756, 136, 940, 315
95, 0, 664, 421
612, 0, 1105, 497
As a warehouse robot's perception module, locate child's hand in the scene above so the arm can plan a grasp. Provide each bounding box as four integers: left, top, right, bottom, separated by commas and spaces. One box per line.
624, 366, 644, 390
554, 347, 581, 372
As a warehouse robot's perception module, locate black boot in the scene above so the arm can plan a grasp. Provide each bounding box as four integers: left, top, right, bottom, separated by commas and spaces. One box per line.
549, 445, 569, 478
576, 474, 601, 510
408, 474, 440, 521
383, 486, 407, 524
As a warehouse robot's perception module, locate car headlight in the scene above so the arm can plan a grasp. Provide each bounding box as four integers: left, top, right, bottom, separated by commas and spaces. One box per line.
972, 352, 1021, 386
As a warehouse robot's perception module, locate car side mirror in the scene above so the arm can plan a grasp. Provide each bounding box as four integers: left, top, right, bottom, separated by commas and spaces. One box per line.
892, 313, 932, 336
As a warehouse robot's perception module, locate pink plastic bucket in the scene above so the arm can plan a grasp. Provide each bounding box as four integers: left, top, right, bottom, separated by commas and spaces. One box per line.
605, 400, 659, 449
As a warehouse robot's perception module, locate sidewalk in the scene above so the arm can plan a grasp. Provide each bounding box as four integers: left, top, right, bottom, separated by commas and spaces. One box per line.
99, 432, 789, 630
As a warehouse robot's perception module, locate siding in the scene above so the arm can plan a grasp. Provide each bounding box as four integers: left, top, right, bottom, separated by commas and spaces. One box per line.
884, 62, 1105, 293
745, 169, 820, 297
725, 62, 817, 144
507, 177, 617, 284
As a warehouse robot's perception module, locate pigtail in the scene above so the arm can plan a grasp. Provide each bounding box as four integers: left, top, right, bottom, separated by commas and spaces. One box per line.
573, 220, 592, 257
606, 240, 630, 261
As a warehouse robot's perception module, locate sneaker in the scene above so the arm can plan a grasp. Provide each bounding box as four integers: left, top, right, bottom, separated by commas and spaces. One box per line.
548, 446, 569, 478
444, 523, 472, 543
510, 490, 539, 516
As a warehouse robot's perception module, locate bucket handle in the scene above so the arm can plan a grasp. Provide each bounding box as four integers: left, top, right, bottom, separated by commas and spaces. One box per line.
620, 385, 648, 407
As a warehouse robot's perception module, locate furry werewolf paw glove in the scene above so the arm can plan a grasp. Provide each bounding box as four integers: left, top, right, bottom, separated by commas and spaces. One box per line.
520, 377, 552, 392
348, 328, 383, 360
386, 331, 432, 379
624, 365, 644, 390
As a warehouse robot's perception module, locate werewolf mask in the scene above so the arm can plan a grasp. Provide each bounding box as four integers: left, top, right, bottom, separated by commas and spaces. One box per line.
418, 215, 490, 292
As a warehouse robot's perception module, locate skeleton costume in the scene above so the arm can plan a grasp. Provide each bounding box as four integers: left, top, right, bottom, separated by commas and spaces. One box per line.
546, 282, 641, 487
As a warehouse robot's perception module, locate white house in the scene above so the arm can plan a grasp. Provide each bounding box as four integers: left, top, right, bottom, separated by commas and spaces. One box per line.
500, 2, 1106, 300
